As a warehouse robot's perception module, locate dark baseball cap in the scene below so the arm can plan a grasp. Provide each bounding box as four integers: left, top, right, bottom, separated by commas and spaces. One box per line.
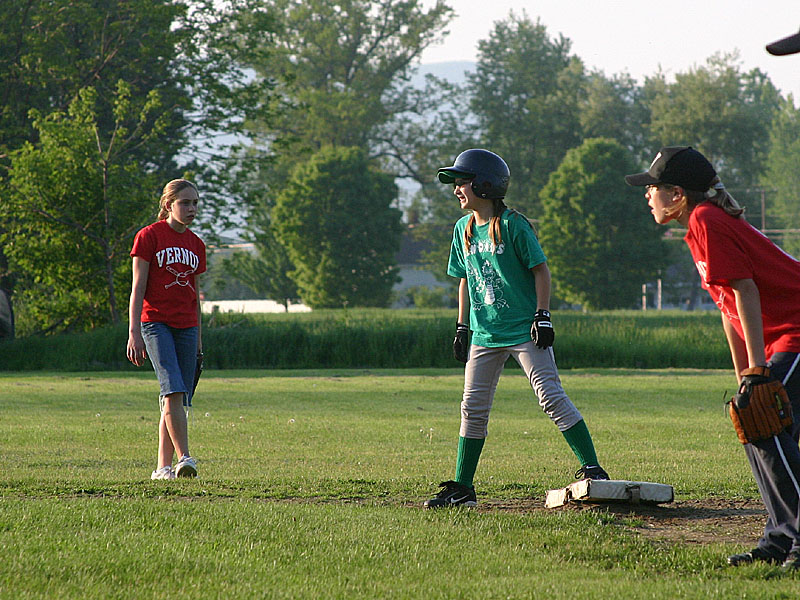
624, 146, 716, 192
767, 28, 800, 56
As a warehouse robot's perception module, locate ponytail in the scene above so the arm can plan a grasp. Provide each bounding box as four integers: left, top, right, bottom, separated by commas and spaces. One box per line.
463, 198, 509, 253
488, 198, 508, 249
701, 176, 744, 217
664, 176, 743, 221
463, 213, 476, 253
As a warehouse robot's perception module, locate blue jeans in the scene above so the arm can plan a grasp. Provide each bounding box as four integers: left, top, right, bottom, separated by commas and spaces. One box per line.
141, 322, 198, 407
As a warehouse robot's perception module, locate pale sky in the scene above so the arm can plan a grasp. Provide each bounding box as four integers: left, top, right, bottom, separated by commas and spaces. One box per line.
420, 0, 800, 101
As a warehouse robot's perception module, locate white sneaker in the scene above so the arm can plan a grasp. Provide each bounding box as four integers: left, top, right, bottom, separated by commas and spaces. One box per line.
151, 466, 175, 480
175, 455, 197, 478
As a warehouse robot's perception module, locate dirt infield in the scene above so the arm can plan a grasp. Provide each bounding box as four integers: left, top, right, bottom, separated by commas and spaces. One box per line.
479, 497, 766, 545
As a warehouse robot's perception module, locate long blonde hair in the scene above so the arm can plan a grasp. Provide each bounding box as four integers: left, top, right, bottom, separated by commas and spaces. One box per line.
158, 179, 198, 220
463, 198, 507, 253
664, 176, 744, 220
462, 199, 536, 253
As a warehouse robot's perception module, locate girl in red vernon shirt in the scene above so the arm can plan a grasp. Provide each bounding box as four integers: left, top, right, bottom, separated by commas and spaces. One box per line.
127, 179, 206, 480
626, 147, 800, 571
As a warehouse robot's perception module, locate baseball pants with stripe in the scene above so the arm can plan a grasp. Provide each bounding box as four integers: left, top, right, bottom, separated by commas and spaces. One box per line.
746, 352, 800, 557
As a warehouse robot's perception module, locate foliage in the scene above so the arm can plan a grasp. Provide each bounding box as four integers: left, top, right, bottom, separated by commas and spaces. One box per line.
229, 0, 455, 304
0, 0, 186, 334
0, 0, 276, 202
235, 0, 452, 154
3, 84, 169, 333
656, 240, 708, 311
222, 245, 298, 310
0, 0, 187, 162
202, 253, 261, 300
166, 0, 281, 241
539, 138, 668, 310
405, 284, 451, 308
0, 309, 731, 371
645, 53, 781, 196
377, 73, 478, 222
468, 12, 585, 216
762, 97, 800, 257
579, 71, 651, 164
0, 0, 271, 335
215, 185, 299, 307
2, 3, 799, 339
272, 146, 403, 308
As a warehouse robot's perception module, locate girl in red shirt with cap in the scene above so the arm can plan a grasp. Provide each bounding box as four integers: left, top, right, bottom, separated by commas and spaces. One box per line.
626, 146, 800, 571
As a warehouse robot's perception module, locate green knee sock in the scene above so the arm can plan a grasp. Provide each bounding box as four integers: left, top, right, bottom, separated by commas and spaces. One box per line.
455, 436, 485, 488
561, 419, 599, 466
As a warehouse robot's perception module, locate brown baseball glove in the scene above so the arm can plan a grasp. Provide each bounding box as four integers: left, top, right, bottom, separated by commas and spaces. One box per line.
727, 366, 793, 444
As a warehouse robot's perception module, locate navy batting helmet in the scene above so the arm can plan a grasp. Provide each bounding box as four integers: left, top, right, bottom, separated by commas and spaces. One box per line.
437, 149, 510, 199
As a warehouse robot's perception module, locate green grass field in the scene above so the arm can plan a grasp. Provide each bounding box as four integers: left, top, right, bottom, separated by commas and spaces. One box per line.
1, 368, 797, 599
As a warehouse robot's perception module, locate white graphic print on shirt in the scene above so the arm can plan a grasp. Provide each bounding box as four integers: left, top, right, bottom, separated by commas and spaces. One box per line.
165, 265, 196, 291
157, 246, 200, 292
468, 260, 508, 311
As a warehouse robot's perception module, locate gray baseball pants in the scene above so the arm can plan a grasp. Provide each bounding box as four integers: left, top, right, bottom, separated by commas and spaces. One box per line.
748, 352, 800, 557
460, 341, 583, 439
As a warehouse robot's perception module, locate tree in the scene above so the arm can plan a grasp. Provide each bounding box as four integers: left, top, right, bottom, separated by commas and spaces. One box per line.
645, 53, 781, 194
0, 0, 184, 334
0, 0, 194, 167
538, 138, 668, 310
762, 96, 800, 256
468, 12, 585, 215
0, 0, 267, 334
235, 0, 452, 155
2, 84, 169, 333
374, 71, 479, 287
227, 0, 456, 222
376, 72, 479, 221
228, 0, 452, 306
203, 256, 261, 300
579, 71, 650, 164
272, 146, 402, 308
0, 0, 267, 170
222, 225, 299, 310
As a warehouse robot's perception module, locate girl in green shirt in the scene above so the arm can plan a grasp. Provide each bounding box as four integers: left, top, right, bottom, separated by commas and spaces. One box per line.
424, 149, 609, 508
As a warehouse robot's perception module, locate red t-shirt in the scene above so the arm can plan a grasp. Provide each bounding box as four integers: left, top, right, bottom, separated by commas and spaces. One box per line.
130, 220, 207, 328
684, 202, 800, 357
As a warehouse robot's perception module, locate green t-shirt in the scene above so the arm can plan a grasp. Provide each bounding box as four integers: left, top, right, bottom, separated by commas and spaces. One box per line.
447, 209, 547, 347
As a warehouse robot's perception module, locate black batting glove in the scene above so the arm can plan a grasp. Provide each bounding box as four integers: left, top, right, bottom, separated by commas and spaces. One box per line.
453, 322, 469, 363
531, 309, 554, 349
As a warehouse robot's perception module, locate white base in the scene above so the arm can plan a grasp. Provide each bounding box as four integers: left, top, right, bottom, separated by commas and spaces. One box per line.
545, 479, 674, 509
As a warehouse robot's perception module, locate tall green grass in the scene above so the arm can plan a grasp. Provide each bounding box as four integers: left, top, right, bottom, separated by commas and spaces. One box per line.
0, 308, 730, 371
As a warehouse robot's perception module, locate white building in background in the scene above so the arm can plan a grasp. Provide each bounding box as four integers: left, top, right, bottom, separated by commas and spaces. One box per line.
201, 299, 311, 314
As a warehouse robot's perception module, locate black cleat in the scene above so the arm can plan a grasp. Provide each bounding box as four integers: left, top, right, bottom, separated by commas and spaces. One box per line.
782, 551, 800, 571
727, 547, 782, 567
574, 465, 610, 481
423, 480, 478, 509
